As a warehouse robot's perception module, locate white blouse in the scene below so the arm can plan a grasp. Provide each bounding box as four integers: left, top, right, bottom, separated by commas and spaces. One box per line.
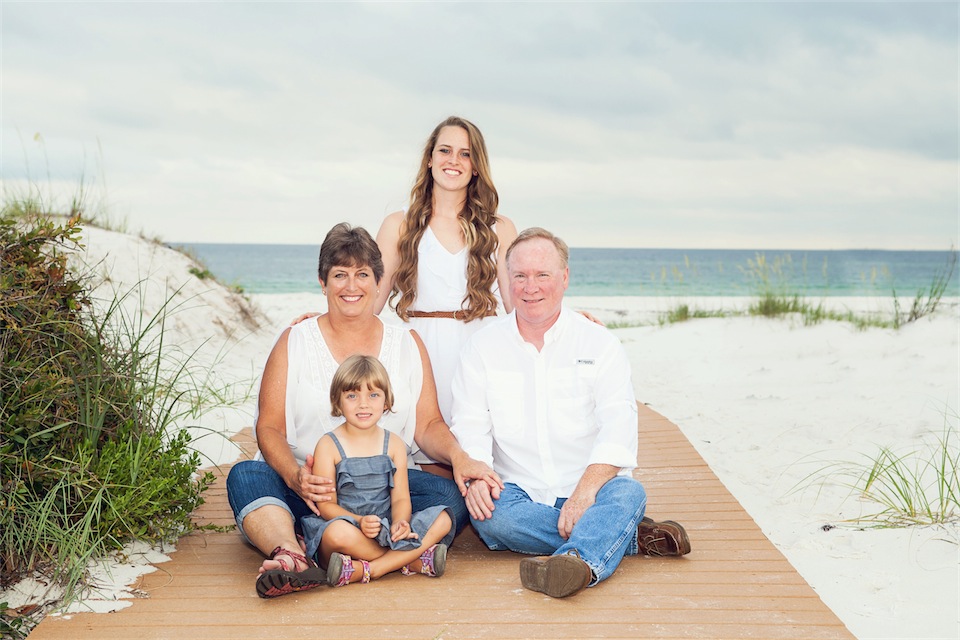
253, 317, 425, 467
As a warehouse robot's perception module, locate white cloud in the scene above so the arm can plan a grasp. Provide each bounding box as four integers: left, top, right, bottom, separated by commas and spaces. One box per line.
1, 2, 956, 248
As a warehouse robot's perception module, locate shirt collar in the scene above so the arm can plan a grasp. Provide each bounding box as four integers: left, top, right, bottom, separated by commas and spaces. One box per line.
542, 306, 571, 346
508, 306, 571, 348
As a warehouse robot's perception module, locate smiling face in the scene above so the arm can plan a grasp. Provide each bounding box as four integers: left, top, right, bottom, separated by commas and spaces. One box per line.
322, 263, 377, 319
339, 383, 386, 430
507, 237, 569, 330
429, 125, 474, 193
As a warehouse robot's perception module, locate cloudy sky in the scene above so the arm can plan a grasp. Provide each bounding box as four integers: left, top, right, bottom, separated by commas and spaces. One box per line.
2, 2, 957, 249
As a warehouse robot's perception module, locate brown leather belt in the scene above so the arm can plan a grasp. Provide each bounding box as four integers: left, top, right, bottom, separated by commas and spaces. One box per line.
407, 310, 497, 320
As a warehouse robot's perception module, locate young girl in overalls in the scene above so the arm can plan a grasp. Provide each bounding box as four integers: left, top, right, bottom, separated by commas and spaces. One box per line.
300, 354, 454, 586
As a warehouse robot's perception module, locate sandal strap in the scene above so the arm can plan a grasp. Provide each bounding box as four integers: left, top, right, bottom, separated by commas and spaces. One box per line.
268, 545, 316, 572
334, 554, 354, 587
360, 559, 372, 584
419, 545, 436, 575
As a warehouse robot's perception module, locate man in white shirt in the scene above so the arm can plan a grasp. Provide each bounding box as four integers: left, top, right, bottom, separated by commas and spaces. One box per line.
451, 227, 690, 598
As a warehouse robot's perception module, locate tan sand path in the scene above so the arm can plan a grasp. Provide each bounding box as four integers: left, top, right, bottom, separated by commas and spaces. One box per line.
29, 405, 854, 639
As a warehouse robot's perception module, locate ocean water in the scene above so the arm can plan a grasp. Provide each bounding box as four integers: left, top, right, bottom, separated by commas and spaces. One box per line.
176, 243, 958, 298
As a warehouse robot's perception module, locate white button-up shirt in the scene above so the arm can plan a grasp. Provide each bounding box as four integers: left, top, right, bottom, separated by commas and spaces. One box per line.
451, 307, 638, 506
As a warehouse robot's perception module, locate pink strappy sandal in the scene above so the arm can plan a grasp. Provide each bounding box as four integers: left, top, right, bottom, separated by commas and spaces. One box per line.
400, 543, 447, 577
327, 553, 371, 587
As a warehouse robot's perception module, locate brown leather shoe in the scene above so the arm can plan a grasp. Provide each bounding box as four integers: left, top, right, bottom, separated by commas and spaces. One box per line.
638, 517, 691, 557
519, 553, 592, 598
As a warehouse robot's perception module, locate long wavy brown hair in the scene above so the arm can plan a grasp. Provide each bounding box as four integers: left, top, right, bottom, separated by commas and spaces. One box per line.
390, 116, 500, 322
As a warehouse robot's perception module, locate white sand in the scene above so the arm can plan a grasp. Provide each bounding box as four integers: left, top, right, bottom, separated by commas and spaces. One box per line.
3, 226, 957, 639
617, 310, 959, 640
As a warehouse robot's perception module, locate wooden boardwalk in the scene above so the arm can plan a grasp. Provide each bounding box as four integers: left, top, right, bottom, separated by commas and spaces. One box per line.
30, 405, 854, 639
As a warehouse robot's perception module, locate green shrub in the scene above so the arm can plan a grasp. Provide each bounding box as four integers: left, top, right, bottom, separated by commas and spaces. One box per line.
188, 266, 213, 280
0, 599, 35, 640
0, 207, 214, 603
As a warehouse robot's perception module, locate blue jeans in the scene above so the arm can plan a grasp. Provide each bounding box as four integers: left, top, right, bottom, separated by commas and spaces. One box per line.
471, 477, 646, 585
226, 460, 470, 541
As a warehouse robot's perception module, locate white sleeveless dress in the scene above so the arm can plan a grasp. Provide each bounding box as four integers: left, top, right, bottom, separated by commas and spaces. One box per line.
406, 226, 502, 434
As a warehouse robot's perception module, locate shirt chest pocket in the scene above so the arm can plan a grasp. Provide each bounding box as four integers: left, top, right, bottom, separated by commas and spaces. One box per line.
550, 364, 599, 435
486, 372, 526, 441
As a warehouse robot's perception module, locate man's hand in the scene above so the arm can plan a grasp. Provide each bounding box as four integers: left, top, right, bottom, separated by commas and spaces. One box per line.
360, 515, 382, 539
464, 480, 500, 521
557, 490, 595, 539
292, 454, 335, 516
557, 464, 619, 539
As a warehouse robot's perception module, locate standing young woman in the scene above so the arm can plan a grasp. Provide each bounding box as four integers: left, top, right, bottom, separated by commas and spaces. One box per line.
374, 116, 517, 435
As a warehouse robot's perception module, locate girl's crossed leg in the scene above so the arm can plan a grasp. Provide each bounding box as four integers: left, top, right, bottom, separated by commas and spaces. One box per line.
320, 511, 452, 584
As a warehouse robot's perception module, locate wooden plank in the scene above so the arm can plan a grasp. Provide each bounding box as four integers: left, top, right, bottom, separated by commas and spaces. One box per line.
29, 406, 854, 640
31, 623, 852, 640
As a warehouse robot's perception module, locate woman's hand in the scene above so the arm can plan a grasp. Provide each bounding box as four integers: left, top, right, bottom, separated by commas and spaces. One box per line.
390, 519, 417, 542
290, 453, 336, 516
360, 514, 382, 539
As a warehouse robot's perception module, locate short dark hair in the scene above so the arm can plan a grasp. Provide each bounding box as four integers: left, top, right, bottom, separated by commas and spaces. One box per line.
329, 355, 395, 417
317, 223, 384, 284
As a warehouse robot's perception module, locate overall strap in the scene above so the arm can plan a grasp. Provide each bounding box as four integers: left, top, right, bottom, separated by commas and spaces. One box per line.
327, 432, 347, 459
381, 429, 391, 455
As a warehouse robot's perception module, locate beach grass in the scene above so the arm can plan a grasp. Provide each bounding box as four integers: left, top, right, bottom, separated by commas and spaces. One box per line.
836, 423, 957, 528
657, 304, 727, 325
893, 247, 957, 328
0, 202, 239, 634
741, 253, 895, 328
654, 250, 957, 329
655, 299, 897, 329
793, 407, 959, 529
176, 244, 246, 295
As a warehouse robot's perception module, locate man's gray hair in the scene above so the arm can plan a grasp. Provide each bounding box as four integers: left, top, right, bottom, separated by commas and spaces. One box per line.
505, 227, 570, 267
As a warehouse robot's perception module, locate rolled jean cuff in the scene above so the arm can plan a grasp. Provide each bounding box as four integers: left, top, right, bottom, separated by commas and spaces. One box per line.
235, 497, 294, 543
